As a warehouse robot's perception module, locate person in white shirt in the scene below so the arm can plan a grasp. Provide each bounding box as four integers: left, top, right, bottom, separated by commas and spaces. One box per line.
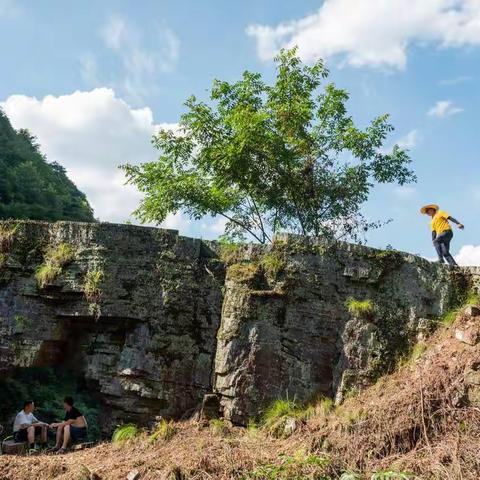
13, 400, 48, 451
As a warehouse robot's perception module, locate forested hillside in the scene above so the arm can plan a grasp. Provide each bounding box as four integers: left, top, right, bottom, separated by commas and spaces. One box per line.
0, 111, 94, 222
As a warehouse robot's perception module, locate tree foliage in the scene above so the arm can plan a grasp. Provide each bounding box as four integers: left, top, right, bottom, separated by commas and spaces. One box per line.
122, 49, 415, 243
0, 111, 94, 222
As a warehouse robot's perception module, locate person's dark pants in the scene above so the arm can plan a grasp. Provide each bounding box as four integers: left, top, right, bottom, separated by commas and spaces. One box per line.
13, 426, 44, 443
70, 426, 88, 443
433, 230, 458, 266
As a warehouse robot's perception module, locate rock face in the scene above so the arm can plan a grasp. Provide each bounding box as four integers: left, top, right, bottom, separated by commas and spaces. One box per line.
214, 235, 469, 423
0, 221, 223, 432
0, 221, 473, 429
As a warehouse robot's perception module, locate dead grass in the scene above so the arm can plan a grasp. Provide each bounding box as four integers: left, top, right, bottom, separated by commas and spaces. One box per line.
1, 310, 480, 479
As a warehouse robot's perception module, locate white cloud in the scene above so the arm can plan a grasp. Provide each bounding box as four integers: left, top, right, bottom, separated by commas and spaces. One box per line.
247, 0, 480, 69
455, 245, 480, 266
427, 100, 464, 118
439, 75, 473, 86
396, 130, 419, 150
82, 15, 180, 104
101, 15, 128, 50
0, 88, 183, 228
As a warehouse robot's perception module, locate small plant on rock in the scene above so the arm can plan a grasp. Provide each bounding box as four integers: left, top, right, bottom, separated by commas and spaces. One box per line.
261, 250, 286, 278
84, 267, 104, 319
346, 298, 375, 319
218, 238, 244, 265
35, 263, 62, 288
35, 243, 76, 288
84, 268, 104, 302
0, 222, 19, 253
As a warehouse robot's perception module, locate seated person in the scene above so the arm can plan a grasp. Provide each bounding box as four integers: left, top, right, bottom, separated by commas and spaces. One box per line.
50, 396, 88, 454
13, 400, 48, 452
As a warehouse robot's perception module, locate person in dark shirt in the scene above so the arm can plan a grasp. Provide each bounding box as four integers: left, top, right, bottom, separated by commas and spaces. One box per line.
49, 396, 88, 454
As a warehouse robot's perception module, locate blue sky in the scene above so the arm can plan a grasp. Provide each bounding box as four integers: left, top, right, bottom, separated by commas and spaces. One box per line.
1, 0, 480, 262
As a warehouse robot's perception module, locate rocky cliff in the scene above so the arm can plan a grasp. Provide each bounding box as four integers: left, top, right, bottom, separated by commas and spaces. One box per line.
0, 221, 472, 431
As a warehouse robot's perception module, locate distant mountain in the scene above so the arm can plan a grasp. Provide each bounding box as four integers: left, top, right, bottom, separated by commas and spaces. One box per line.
0, 110, 94, 222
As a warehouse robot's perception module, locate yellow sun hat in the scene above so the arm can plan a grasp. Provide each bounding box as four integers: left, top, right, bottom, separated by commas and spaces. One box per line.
420, 204, 439, 214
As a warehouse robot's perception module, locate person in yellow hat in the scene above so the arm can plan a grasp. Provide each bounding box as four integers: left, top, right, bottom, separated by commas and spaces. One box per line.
420, 204, 464, 266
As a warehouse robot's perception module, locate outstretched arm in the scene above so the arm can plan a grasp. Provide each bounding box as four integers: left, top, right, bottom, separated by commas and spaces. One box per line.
448, 216, 464, 229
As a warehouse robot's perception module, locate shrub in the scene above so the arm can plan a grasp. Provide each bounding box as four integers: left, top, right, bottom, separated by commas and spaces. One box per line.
112, 424, 139, 444
346, 298, 375, 318
150, 418, 176, 442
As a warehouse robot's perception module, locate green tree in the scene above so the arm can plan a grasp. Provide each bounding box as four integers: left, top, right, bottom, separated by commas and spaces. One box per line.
0, 111, 94, 222
122, 49, 415, 243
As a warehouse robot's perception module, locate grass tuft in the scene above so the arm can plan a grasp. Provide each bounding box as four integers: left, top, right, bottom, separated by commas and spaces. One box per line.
260, 250, 286, 278
346, 298, 375, 318
35, 263, 62, 288
112, 424, 139, 444
371, 471, 413, 479
150, 418, 176, 443
245, 451, 331, 479
0, 222, 19, 253
84, 268, 104, 302
218, 240, 243, 265
35, 243, 76, 288
209, 418, 228, 436
262, 399, 298, 427
316, 397, 335, 416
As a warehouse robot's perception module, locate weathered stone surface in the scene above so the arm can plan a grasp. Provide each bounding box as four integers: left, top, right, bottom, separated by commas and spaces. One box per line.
464, 305, 480, 317
214, 236, 470, 423
0, 222, 474, 429
455, 326, 480, 346
0, 221, 224, 432
127, 470, 141, 480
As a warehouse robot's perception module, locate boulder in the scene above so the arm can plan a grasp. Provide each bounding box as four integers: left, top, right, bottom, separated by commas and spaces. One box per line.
455, 326, 480, 346
464, 305, 480, 317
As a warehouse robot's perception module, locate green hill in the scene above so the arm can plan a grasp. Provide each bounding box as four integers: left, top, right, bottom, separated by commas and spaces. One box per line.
0, 110, 94, 222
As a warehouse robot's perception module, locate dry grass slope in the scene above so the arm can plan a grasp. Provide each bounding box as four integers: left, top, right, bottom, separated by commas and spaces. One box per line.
1, 306, 480, 479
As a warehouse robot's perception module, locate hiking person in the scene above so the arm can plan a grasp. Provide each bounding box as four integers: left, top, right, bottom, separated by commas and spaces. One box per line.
13, 400, 49, 452
420, 204, 464, 266
49, 396, 88, 454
